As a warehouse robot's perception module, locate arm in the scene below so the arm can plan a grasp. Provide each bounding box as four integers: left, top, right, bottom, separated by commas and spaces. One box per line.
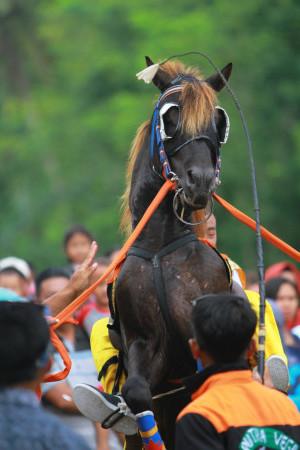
94, 422, 110, 450
43, 382, 80, 413
175, 414, 224, 450
43, 241, 98, 316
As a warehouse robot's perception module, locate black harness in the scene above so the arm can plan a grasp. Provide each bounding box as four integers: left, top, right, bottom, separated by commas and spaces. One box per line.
128, 234, 199, 374
106, 233, 232, 381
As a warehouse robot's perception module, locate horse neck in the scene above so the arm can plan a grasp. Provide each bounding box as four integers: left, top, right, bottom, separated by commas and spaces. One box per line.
129, 141, 194, 252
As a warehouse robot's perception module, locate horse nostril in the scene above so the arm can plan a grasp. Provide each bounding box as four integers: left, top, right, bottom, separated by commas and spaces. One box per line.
187, 169, 195, 186
186, 169, 201, 187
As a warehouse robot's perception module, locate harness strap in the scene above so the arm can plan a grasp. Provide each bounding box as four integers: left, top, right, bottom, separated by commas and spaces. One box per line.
128, 234, 199, 375
98, 356, 119, 381
156, 234, 199, 258
98, 353, 126, 395
167, 135, 214, 157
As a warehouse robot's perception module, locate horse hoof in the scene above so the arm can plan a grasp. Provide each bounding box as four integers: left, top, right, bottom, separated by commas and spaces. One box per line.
122, 376, 152, 414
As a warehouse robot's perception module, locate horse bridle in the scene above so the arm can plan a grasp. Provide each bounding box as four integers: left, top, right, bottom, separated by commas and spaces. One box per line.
151, 82, 229, 174
150, 80, 229, 224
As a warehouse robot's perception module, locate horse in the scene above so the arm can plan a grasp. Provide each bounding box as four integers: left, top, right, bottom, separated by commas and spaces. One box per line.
114, 57, 233, 449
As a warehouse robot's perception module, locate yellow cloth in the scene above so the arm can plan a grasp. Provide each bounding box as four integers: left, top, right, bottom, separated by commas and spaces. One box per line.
245, 290, 287, 367
90, 317, 126, 393
91, 292, 287, 393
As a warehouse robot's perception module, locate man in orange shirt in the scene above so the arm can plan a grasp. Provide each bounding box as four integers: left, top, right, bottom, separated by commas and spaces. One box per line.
176, 293, 300, 449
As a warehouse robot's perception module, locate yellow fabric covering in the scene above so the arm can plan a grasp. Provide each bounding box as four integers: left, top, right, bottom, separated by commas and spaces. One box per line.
91, 292, 287, 393
90, 317, 126, 393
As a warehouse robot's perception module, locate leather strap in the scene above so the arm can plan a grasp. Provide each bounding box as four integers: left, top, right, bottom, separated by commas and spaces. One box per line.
128, 234, 199, 374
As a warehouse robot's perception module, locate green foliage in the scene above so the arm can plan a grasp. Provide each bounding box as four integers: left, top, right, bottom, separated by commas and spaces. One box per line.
0, 0, 299, 272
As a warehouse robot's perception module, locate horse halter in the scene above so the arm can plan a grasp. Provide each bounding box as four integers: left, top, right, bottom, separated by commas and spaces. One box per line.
150, 82, 230, 183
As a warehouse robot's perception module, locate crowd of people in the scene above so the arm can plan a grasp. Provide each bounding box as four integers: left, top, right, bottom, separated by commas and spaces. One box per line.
0, 220, 299, 449
0, 225, 124, 450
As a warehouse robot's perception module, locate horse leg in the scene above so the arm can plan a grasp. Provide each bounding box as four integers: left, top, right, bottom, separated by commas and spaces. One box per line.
121, 338, 155, 414
121, 338, 158, 450
122, 338, 190, 450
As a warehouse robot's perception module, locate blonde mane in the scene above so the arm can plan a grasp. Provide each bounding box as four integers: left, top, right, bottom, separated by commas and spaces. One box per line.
120, 60, 217, 237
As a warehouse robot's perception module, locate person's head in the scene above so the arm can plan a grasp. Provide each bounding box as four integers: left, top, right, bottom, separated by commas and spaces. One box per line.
35, 267, 70, 302
63, 225, 94, 265
204, 213, 217, 247
265, 277, 299, 323
265, 261, 300, 293
189, 293, 257, 367
0, 301, 50, 388
89, 257, 110, 308
0, 257, 31, 297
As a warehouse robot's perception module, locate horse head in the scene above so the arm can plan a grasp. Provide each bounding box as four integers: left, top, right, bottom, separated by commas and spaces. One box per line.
147, 56, 232, 210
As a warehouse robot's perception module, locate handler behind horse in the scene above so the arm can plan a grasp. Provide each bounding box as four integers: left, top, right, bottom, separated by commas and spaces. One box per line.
175, 293, 300, 449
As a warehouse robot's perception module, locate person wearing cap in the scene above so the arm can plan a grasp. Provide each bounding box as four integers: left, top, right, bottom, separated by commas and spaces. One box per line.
0, 296, 90, 450
175, 293, 300, 449
0, 256, 31, 297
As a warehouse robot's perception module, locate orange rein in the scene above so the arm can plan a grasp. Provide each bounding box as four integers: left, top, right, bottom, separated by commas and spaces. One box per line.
213, 194, 300, 263
44, 183, 299, 382
43, 179, 175, 382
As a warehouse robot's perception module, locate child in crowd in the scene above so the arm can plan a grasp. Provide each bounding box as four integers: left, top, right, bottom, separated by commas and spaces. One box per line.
63, 225, 94, 274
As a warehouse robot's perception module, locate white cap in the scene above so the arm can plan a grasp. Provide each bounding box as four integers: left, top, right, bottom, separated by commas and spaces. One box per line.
0, 257, 31, 280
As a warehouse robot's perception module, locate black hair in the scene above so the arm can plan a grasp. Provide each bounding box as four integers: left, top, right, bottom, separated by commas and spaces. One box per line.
191, 293, 257, 363
63, 224, 94, 248
265, 277, 299, 301
35, 267, 70, 297
0, 301, 49, 385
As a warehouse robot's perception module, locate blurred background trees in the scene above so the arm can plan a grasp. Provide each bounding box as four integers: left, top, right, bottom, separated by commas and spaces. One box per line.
0, 0, 299, 270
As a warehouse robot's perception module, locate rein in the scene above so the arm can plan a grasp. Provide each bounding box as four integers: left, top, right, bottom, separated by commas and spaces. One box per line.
45, 178, 300, 382
43, 179, 175, 382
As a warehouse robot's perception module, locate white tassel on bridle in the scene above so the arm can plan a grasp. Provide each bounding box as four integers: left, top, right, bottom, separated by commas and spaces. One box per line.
136, 63, 161, 84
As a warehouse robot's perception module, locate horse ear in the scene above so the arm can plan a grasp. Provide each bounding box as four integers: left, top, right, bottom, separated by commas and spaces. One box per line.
205, 62, 232, 92
145, 55, 172, 92
145, 56, 154, 67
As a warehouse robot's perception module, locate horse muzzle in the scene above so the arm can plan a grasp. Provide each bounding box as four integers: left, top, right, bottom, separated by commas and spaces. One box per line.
180, 168, 216, 210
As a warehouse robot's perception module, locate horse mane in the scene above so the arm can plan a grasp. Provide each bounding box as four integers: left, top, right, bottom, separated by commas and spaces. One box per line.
120, 60, 217, 237
120, 120, 150, 237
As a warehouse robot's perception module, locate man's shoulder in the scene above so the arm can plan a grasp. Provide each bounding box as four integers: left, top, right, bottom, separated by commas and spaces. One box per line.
38, 409, 90, 445
33, 408, 91, 449
0, 404, 91, 450
178, 374, 300, 428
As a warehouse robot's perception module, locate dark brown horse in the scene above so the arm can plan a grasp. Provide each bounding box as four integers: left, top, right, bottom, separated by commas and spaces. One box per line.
115, 58, 233, 449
